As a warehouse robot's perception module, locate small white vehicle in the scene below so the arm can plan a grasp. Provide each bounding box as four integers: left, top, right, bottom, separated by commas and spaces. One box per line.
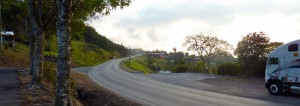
265, 39, 300, 95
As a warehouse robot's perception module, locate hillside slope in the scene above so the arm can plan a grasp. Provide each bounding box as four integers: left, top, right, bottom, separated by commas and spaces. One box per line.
0, 25, 128, 67
0, 43, 30, 67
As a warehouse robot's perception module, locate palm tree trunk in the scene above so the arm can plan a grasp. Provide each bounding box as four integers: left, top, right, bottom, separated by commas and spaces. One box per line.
55, 0, 72, 105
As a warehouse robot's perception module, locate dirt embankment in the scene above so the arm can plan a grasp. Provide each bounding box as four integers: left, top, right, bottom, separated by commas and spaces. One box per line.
18, 70, 140, 106
0, 48, 30, 68
72, 72, 141, 106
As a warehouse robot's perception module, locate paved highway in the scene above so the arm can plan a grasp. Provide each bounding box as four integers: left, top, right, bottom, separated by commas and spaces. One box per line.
89, 58, 293, 106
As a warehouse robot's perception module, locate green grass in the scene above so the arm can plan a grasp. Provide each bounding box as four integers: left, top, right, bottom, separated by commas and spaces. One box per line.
44, 41, 111, 66
71, 41, 110, 66
0, 43, 30, 67
122, 56, 154, 74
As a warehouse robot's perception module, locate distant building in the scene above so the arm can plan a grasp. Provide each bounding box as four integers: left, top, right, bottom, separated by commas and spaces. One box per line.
146, 51, 168, 59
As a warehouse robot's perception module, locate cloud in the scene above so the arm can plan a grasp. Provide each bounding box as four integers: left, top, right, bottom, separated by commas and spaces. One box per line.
146, 29, 160, 42
90, 0, 300, 52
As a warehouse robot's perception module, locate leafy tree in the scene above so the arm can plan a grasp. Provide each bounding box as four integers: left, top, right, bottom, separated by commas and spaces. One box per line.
234, 32, 282, 77
1, 0, 27, 42
54, 0, 131, 105
25, 0, 131, 81
1, 0, 35, 74
173, 47, 177, 53
265, 42, 283, 54
27, 0, 57, 82
183, 33, 232, 73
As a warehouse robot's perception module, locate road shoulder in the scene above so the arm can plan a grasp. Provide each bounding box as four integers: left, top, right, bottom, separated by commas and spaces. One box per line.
0, 67, 22, 106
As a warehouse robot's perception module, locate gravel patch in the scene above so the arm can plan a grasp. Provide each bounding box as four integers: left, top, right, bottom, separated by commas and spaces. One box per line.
136, 72, 300, 106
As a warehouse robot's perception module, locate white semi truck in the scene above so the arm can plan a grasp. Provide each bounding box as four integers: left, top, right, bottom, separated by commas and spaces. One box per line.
265, 39, 300, 95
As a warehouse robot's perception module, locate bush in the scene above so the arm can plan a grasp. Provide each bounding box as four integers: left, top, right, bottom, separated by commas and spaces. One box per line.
174, 65, 188, 73
43, 62, 76, 93
217, 62, 241, 76
209, 67, 218, 74
43, 62, 56, 86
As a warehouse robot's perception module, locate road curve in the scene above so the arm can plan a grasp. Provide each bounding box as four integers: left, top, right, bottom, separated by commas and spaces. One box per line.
89, 58, 293, 106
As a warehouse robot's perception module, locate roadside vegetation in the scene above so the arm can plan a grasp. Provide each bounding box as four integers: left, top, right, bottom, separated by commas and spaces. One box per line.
0, 26, 127, 67
1, 0, 134, 105
124, 32, 283, 78
0, 0, 287, 105
122, 57, 154, 74
0, 43, 30, 67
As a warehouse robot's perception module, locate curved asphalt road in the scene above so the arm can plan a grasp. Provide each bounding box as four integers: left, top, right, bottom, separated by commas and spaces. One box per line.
89, 58, 293, 106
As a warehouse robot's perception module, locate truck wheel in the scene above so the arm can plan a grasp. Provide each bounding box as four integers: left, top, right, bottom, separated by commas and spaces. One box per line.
268, 82, 282, 95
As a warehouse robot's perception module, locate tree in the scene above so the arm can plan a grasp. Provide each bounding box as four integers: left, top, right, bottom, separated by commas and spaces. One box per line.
234, 32, 282, 77
265, 42, 283, 54
55, 0, 72, 105
1, 0, 28, 44
54, 0, 131, 105
27, 0, 58, 82
183, 33, 232, 73
173, 47, 177, 53
1, 0, 34, 74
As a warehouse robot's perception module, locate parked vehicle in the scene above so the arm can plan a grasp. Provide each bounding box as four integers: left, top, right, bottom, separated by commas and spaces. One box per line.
265, 39, 300, 95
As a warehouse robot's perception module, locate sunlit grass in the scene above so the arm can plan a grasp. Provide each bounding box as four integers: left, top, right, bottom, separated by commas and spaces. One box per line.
122, 56, 153, 74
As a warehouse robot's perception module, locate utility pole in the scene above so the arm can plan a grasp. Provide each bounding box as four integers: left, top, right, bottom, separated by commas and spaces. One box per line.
128, 46, 130, 66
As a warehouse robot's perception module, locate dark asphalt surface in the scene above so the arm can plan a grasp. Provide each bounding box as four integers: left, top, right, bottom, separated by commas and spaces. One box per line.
0, 67, 22, 106
89, 58, 293, 106
72, 66, 94, 74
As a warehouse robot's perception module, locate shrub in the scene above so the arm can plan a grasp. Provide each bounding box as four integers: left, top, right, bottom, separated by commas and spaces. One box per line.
209, 67, 218, 74
43, 62, 76, 93
174, 65, 188, 73
217, 62, 241, 76
43, 62, 56, 86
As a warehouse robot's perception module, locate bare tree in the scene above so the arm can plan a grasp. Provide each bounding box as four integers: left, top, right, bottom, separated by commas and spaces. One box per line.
183, 33, 232, 73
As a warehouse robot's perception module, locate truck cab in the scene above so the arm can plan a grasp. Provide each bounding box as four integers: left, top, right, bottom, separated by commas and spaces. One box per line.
265, 39, 300, 95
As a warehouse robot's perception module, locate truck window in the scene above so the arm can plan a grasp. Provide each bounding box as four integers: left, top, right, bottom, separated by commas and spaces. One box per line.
288, 44, 298, 52
268, 57, 278, 64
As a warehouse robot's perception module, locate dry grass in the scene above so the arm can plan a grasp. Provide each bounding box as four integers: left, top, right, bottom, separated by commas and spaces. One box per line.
71, 72, 141, 106
18, 71, 83, 106
18, 71, 140, 106
0, 46, 30, 68
18, 72, 55, 106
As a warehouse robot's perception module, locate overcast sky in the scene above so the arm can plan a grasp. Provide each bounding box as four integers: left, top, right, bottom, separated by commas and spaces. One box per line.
90, 0, 300, 53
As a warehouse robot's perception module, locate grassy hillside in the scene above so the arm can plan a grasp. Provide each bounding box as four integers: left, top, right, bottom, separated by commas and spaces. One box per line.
83, 26, 128, 57
0, 41, 117, 67
71, 41, 111, 66
121, 56, 172, 74
0, 43, 30, 67
0, 24, 128, 68
45, 40, 116, 66
122, 57, 153, 74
